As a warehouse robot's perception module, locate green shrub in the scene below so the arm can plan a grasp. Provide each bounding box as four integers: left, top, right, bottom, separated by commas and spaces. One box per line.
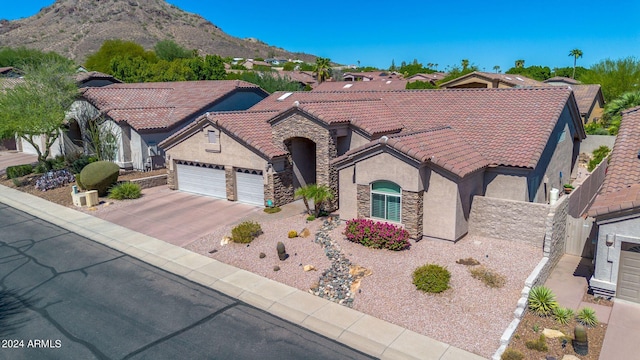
306, 215, 316, 221
525, 334, 548, 351
6, 164, 33, 179
576, 307, 598, 327
588, 145, 610, 171
231, 221, 263, 244
263, 206, 281, 214
554, 307, 574, 325
79, 161, 120, 196
412, 264, 450, 293
108, 182, 142, 200
70, 155, 96, 174
46, 155, 66, 171
469, 265, 506, 288
34, 162, 47, 174
12, 178, 23, 187
500, 348, 524, 360
528, 286, 558, 316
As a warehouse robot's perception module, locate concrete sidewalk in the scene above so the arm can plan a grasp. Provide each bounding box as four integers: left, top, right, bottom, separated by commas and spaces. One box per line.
0, 184, 486, 360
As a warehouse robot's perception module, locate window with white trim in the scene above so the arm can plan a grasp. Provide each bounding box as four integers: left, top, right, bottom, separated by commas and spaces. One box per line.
370, 181, 401, 222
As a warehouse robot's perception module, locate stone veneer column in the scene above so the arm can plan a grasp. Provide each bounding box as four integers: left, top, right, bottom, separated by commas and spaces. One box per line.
356, 184, 370, 219
266, 166, 295, 207
225, 167, 236, 201
402, 190, 424, 239
167, 165, 177, 190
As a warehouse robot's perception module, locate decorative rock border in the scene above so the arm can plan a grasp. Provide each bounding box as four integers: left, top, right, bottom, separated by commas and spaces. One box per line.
309, 216, 356, 307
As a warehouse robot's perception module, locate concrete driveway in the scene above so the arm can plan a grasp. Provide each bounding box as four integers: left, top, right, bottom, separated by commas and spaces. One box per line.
92, 186, 263, 247
0, 151, 37, 175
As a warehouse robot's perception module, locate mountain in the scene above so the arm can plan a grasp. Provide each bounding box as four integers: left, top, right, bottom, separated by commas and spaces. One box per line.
0, 0, 316, 65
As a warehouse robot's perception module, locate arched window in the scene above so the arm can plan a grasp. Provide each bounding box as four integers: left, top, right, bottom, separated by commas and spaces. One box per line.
371, 181, 401, 222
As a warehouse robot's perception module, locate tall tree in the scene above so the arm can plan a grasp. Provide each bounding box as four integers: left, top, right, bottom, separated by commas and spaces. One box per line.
515, 59, 525, 68
461, 59, 469, 71
154, 40, 194, 61
85, 40, 157, 74
493, 65, 501, 73
569, 48, 583, 79
313, 57, 331, 83
580, 57, 640, 101
0, 57, 78, 166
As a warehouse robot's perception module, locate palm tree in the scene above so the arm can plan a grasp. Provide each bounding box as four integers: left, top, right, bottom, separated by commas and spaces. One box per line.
313, 57, 331, 83
294, 184, 334, 216
493, 65, 501, 73
602, 90, 640, 134
461, 59, 469, 71
515, 59, 525, 68
569, 49, 583, 79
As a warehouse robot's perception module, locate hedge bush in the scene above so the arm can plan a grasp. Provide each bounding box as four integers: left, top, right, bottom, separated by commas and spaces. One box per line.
344, 218, 410, 251
231, 221, 263, 243
6, 164, 34, 179
79, 161, 119, 196
108, 182, 142, 200
412, 264, 450, 293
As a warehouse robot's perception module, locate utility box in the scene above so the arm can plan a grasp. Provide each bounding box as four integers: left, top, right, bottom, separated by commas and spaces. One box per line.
72, 192, 87, 207
86, 190, 99, 207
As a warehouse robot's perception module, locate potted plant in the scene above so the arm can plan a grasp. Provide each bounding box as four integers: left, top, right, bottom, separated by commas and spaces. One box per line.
563, 183, 574, 194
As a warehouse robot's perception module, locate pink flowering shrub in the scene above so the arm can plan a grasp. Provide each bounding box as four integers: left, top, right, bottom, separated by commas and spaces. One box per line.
344, 218, 410, 251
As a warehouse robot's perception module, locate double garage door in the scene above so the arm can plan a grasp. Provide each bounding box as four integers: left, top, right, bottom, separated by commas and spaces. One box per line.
618, 247, 640, 303
176, 162, 264, 206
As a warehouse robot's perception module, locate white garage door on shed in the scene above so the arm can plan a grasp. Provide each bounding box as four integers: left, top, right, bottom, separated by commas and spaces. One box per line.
617, 245, 640, 303
236, 168, 264, 206
176, 161, 226, 199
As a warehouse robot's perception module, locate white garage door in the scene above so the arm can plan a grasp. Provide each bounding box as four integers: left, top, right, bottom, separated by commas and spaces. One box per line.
618, 246, 640, 303
236, 169, 264, 206
176, 162, 226, 199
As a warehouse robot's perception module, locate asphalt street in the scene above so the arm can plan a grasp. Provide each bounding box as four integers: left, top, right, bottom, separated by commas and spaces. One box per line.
0, 203, 375, 360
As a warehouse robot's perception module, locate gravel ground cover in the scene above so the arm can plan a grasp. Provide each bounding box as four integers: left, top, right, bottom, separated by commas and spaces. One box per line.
188, 213, 542, 358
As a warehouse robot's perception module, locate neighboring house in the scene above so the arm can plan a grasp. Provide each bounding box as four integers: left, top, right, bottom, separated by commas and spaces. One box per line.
587, 106, 640, 303
75, 71, 122, 88
277, 70, 317, 89
569, 84, 605, 124
439, 71, 546, 88
544, 76, 581, 86
313, 78, 407, 91
241, 59, 271, 70
342, 71, 403, 82
406, 72, 447, 85
161, 88, 585, 242
0, 67, 23, 78
66, 80, 268, 170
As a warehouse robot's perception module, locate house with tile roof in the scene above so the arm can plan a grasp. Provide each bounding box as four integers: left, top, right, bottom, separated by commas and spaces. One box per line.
312, 78, 407, 91
160, 87, 585, 241
544, 76, 581, 86
567, 84, 605, 124
406, 72, 447, 85
439, 71, 546, 89
66, 80, 268, 170
587, 106, 640, 303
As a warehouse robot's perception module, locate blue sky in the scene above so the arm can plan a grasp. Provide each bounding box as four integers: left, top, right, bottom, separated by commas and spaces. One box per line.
4, 1, 640, 72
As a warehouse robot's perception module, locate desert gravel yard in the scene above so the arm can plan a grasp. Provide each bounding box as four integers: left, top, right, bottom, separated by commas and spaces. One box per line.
188, 212, 542, 358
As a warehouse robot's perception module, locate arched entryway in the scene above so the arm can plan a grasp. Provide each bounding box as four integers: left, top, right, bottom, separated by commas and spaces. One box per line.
286, 137, 316, 189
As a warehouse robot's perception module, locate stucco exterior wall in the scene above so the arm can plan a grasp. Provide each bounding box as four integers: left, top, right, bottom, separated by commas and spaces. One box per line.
591, 215, 640, 298
352, 152, 421, 191
338, 165, 358, 220
166, 125, 267, 172
454, 171, 485, 240
529, 106, 578, 203
580, 135, 616, 154
469, 196, 548, 247
422, 169, 459, 240
349, 131, 370, 149
484, 170, 529, 202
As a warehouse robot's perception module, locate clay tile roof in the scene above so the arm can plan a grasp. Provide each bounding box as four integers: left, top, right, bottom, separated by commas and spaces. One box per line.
212, 111, 288, 159
297, 99, 404, 135
544, 76, 581, 85
440, 71, 546, 88
569, 84, 604, 114
588, 106, 640, 217
313, 80, 407, 91
385, 127, 490, 177
81, 80, 262, 131
75, 71, 122, 84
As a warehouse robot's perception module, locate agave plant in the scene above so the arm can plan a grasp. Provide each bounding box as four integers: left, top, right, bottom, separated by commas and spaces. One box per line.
528, 286, 558, 316
553, 306, 575, 325
576, 307, 599, 327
